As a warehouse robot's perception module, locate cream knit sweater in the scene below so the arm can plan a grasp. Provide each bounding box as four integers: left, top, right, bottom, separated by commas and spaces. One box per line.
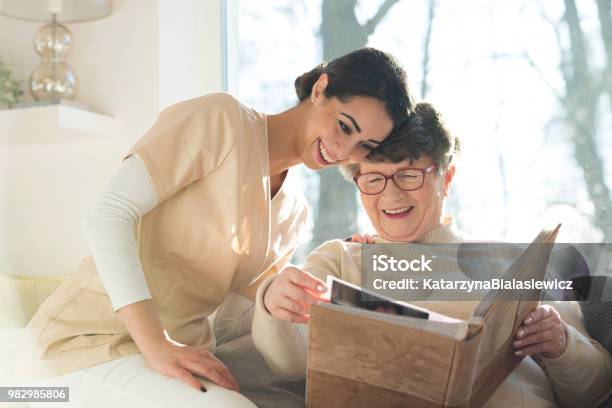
251, 221, 612, 407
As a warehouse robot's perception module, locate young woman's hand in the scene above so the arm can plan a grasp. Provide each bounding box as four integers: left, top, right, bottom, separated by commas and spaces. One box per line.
347, 232, 375, 243
142, 337, 239, 392
512, 304, 567, 359
116, 299, 238, 392
263, 266, 327, 324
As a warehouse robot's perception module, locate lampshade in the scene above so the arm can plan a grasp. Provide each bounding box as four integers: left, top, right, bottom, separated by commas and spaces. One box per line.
0, 0, 111, 23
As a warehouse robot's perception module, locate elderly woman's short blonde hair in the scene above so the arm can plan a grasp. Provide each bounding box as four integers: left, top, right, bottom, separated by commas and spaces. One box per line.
340, 101, 460, 181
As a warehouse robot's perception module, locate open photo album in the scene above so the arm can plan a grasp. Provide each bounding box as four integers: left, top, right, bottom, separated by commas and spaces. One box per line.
307, 225, 561, 408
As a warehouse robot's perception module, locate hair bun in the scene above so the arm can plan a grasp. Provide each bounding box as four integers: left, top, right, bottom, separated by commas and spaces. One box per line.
415, 102, 436, 118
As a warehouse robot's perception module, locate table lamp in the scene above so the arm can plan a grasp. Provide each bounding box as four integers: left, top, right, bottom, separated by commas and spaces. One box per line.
0, 0, 111, 104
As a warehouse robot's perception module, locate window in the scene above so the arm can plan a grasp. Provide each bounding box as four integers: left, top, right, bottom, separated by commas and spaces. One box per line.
227, 0, 612, 262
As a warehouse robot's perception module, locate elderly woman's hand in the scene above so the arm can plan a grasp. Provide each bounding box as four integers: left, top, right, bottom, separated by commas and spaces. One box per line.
347, 232, 376, 243
513, 304, 567, 359
263, 266, 327, 324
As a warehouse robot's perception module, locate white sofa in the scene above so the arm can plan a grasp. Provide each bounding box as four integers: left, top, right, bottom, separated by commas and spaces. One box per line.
0, 274, 68, 408
0, 274, 305, 408
0, 328, 27, 407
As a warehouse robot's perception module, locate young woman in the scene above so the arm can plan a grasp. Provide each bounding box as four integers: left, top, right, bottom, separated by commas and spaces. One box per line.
16, 48, 415, 407
253, 103, 612, 407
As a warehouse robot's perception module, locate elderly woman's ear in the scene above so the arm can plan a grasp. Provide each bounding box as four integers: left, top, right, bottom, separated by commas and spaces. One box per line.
442, 164, 456, 198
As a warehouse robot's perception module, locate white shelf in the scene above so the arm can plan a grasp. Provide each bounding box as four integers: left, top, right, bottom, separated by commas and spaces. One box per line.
0, 103, 118, 146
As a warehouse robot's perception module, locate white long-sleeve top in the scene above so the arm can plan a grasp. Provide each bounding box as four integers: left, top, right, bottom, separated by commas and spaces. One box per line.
82, 154, 159, 311
81, 154, 262, 341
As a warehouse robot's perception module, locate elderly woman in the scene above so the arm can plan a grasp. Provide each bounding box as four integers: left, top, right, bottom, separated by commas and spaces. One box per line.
251, 102, 612, 407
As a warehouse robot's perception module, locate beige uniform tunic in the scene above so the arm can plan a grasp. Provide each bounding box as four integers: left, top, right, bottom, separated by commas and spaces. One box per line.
17, 93, 308, 381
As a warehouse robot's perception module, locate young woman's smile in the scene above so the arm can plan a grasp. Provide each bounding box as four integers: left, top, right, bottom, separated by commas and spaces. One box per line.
315, 138, 338, 165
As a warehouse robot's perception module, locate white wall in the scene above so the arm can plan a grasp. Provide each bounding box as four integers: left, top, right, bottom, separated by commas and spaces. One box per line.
159, 0, 226, 110
0, 0, 225, 277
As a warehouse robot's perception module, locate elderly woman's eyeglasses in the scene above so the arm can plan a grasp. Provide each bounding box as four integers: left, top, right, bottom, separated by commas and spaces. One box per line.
353, 165, 437, 195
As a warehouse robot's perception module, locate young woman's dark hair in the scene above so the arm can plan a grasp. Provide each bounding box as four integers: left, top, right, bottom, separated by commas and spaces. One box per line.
341, 102, 461, 179
294, 47, 415, 128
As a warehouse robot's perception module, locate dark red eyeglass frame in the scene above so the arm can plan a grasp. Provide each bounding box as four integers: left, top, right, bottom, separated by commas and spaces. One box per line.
353, 164, 437, 195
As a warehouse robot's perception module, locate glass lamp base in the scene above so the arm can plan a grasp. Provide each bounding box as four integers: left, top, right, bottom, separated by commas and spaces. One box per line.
29, 61, 78, 102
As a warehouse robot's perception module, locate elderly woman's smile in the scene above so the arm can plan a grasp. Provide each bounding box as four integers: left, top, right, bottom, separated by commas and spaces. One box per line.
381, 206, 413, 216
